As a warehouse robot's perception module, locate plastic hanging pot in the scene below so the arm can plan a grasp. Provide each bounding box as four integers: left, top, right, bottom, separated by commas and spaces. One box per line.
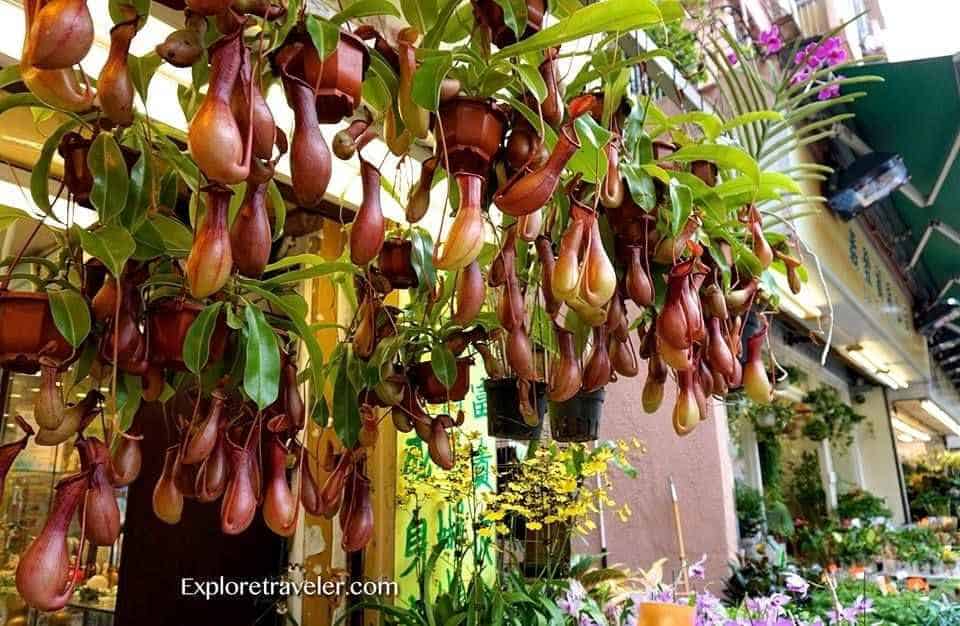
410, 357, 472, 404
484, 377, 545, 440
548, 388, 605, 442
301, 31, 371, 124
378, 238, 418, 289
0, 291, 73, 373
148, 298, 228, 371
437, 97, 508, 176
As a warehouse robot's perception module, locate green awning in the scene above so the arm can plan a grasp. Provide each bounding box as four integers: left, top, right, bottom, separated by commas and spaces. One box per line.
844, 55, 960, 301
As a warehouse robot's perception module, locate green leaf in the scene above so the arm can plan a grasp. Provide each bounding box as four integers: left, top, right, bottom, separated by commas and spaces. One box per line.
411, 52, 454, 112
664, 144, 760, 183
239, 282, 325, 406
401, 0, 437, 34
48, 289, 91, 348
242, 304, 281, 410
621, 163, 656, 210
0, 66, 22, 90
306, 15, 341, 62
76, 225, 135, 276
332, 0, 400, 23
0, 204, 31, 231
491, 0, 681, 61
494, 0, 527, 38
183, 302, 224, 374
158, 136, 200, 193
430, 344, 457, 389
409, 228, 437, 291
129, 52, 164, 103
31, 119, 81, 222
566, 115, 611, 183
266, 179, 286, 241
123, 132, 154, 230
87, 133, 130, 224
668, 179, 692, 237
0, 93, 45, 117
516, 62, 547, 102
333, 353, 361, 447
311, 396, 330, 426
428, 0, 468, 48
117, 373, 143, 433
721, 111, 783, 133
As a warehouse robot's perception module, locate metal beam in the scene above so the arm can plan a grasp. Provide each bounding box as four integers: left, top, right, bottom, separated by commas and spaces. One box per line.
907, 220, 960, 272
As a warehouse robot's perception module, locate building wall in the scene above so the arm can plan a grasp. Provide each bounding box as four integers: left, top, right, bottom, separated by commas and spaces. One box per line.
848, 387, 907, 524
579, 360, 739, 585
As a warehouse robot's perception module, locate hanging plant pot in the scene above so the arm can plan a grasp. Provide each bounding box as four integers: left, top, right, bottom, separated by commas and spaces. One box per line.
522, 520, 571, 578
637, 603, 695, 626
0, 292, 72, 373
472, 0, 546, 48
301, 31, 371, 124
148, 299, 228, 370
378, 238, 418, 289
437, 97, 508, 176
484, 377, 546, 440
410, 357, 472, 404
548, 388, 605, 442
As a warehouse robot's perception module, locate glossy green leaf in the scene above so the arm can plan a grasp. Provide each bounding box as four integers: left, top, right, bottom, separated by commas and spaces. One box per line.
621, 163, 656, 210
31, 119, 80, 222
242, 304, 281, 410
87, 133, 130, 224
332, 0, 401, 23
0, 66, 22, 90
411, 52, 454, 112
668, 179, 692, 237
566, 115, 611, 183
158, 136, 200, 192
0, 93, 44, 117
430, 344, 457, 389
517, 62, 547, 102
48, 289, 91, 348
409, 228, 437, 291
430, 0, 470, 47
266, 179, 286, 241
123, 131, 154, 230
311, 396, 330, 426
183, 302, 224, 374
0, 204, 30, 231
494, 0, 528, 37
333, 352, 361, 447
117, 373, 142, 432
401, 0, 437, 34
491, 0, 681, 61
76, 225, 135, 276
129, 52, 163, 102
142, 214, 193, 258
306, 14, 341, 62
664, 144, 760, 183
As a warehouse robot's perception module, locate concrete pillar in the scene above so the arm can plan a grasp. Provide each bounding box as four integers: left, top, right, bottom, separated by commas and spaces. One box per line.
856, 387, 908, 524
578, 361, 739, 585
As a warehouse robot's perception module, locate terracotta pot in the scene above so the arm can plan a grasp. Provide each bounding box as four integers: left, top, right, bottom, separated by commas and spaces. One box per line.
410, 357, 472, 404
637, 602, 695, 626
301, 31, 370, 124
437, 97, 508, 176
148, 299, 228, 370
378, 238, 418, 289
472, 0, 545, 48
0, 291, 73, 373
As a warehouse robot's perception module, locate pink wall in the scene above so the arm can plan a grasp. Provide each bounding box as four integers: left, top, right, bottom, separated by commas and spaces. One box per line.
577, 360, 739, 586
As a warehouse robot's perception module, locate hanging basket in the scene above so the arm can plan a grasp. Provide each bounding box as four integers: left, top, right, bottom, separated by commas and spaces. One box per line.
437, 97, 508, 176
301, 31, 371, 124
410, 357, 473, 404
548, 388, 605, 442
148, 299, 228, 371
0, 291, 73, 373
378, 238, 418, 289
484, 377, 545, 440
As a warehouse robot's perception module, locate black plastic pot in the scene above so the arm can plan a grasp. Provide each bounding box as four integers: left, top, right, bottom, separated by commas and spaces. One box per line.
548, 388, 605, 442
484, 378, 546, 440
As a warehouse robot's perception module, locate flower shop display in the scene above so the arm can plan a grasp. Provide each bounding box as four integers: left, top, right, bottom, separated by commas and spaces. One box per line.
0, 0, 882, 613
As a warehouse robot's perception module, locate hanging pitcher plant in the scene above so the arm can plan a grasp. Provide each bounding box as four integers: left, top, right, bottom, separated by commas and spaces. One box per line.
0, 0, 879, 611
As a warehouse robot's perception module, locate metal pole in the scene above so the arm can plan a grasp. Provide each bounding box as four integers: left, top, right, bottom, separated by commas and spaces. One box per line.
669, 476, 689, 593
